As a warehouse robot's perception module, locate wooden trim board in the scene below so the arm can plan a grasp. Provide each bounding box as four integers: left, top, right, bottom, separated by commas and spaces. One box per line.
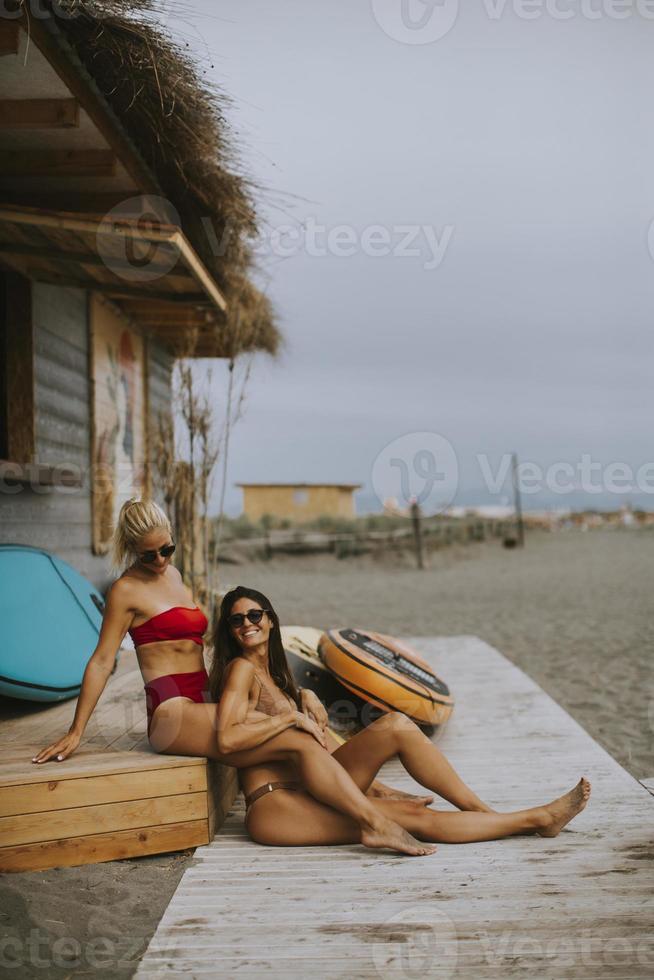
1, 819, 209, 874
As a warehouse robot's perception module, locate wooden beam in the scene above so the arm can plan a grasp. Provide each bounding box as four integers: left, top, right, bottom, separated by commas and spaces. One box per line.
120, 302, 213, 320
173, 231, 228, 313
0, 22, 20, 58
22, 15, 159, 195
0, 206, 227, 314
0, 241, 187, 278
2, 270, 34, 464
23, 268, 210, 305
0, 192, 155, 215
0, 98, 79, 129
0, 150, 116, 178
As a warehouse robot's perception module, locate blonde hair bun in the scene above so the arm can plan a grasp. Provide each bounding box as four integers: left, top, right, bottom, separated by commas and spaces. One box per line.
111, 498, 172, 570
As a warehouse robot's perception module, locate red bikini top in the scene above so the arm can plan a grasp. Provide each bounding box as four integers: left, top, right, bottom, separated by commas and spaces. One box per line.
129, 606, 208, 648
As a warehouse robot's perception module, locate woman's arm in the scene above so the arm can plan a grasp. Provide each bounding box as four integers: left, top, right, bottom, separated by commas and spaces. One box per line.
32, 581, 133, 764
217, 660, 326, 754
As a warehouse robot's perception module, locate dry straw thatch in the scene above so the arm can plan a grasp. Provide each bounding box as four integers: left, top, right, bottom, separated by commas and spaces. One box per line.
40, 0, 280, 356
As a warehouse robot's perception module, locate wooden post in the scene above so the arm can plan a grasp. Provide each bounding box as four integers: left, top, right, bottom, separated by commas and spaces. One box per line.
261, 514, 272, 561
512, 452, 525, 547
410, 500, 424, 570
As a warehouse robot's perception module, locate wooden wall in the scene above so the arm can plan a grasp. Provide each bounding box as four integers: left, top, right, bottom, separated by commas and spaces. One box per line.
0, 282, 173, 593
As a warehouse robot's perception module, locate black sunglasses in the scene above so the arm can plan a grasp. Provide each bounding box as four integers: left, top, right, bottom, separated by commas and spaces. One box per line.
139, 543, 176, 564
228, 608, 269, 628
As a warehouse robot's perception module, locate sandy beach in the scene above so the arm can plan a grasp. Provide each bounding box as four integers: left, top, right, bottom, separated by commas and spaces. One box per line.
1, 527, 651, 978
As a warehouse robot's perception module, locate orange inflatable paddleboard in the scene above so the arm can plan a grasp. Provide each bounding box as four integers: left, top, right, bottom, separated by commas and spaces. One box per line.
319, 628, 453, 729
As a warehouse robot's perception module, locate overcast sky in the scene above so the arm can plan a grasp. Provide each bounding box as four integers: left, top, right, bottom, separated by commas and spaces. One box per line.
169, 1, 654, 514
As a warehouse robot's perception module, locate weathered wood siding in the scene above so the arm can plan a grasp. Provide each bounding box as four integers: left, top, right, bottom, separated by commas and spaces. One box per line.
0, 282, 173, 592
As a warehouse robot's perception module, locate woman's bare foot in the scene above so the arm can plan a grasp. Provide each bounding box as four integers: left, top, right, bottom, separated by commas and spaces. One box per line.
537, 777, 591, 837
370, 785, 434, 807
361, 818, 437, 856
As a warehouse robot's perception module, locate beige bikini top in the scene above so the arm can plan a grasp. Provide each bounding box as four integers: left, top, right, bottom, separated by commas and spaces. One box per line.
251, 666, 296, 717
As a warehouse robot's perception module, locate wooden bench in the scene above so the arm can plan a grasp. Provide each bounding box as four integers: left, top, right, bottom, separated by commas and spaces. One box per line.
0, 651, 237, 872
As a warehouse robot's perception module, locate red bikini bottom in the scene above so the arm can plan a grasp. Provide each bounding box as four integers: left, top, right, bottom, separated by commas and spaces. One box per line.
144, 668, 211, 736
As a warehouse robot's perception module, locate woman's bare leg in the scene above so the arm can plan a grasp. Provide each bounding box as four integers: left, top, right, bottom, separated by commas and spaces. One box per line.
247, 778, 591, 847
333, 712, 494, 812
149, 700, 435, 856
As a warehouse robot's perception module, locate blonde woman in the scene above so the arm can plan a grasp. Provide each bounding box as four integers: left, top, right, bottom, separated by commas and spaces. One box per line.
31, 498, 436, 856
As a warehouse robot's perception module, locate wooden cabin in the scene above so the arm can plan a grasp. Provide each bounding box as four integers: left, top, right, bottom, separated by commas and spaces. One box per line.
238, 482, 361, 523
0, 7, 278, 871
0, 12, 277, 587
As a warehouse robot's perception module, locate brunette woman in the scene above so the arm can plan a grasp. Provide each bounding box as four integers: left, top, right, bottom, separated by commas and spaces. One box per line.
212, 586, 591, 848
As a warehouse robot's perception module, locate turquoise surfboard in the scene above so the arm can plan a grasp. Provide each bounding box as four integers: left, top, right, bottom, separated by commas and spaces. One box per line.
0, 545, 106, 702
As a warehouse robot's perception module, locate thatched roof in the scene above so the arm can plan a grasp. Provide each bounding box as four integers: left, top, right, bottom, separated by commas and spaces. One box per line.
46, 0, 279, 357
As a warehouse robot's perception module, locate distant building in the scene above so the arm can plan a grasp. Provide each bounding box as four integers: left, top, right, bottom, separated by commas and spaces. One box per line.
238, 483, 361, 523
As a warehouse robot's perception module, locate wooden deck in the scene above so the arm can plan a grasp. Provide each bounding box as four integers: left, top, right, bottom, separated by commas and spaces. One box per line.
134, 636, 654, 979
0, 651, 237, 872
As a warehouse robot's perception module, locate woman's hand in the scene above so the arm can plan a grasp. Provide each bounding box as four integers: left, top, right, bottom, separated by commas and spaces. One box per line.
299, 689, 328, 731
294, 711, 328, 749
32, 729, 81, 764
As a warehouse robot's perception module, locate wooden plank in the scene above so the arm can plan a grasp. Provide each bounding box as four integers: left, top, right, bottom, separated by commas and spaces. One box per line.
134, 636, 654, 979
0, 150, 116, 178
639, 777, 654, 796
0, 241, 185, 277
0, 748, 205, 787
0, 764, 206, 817
207, 763, 238, 841
0, 656, 140, 746
0, 22, 20, 57
0, 98, 79, 129
22, 270, 207, 305
0, 790, 207, 847
0, 818, 208, 873
2, 268, 34, 464
0, 191, 156, 215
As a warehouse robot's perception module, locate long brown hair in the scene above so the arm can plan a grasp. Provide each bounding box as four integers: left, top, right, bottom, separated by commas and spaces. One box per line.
209, 585, 301, 707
